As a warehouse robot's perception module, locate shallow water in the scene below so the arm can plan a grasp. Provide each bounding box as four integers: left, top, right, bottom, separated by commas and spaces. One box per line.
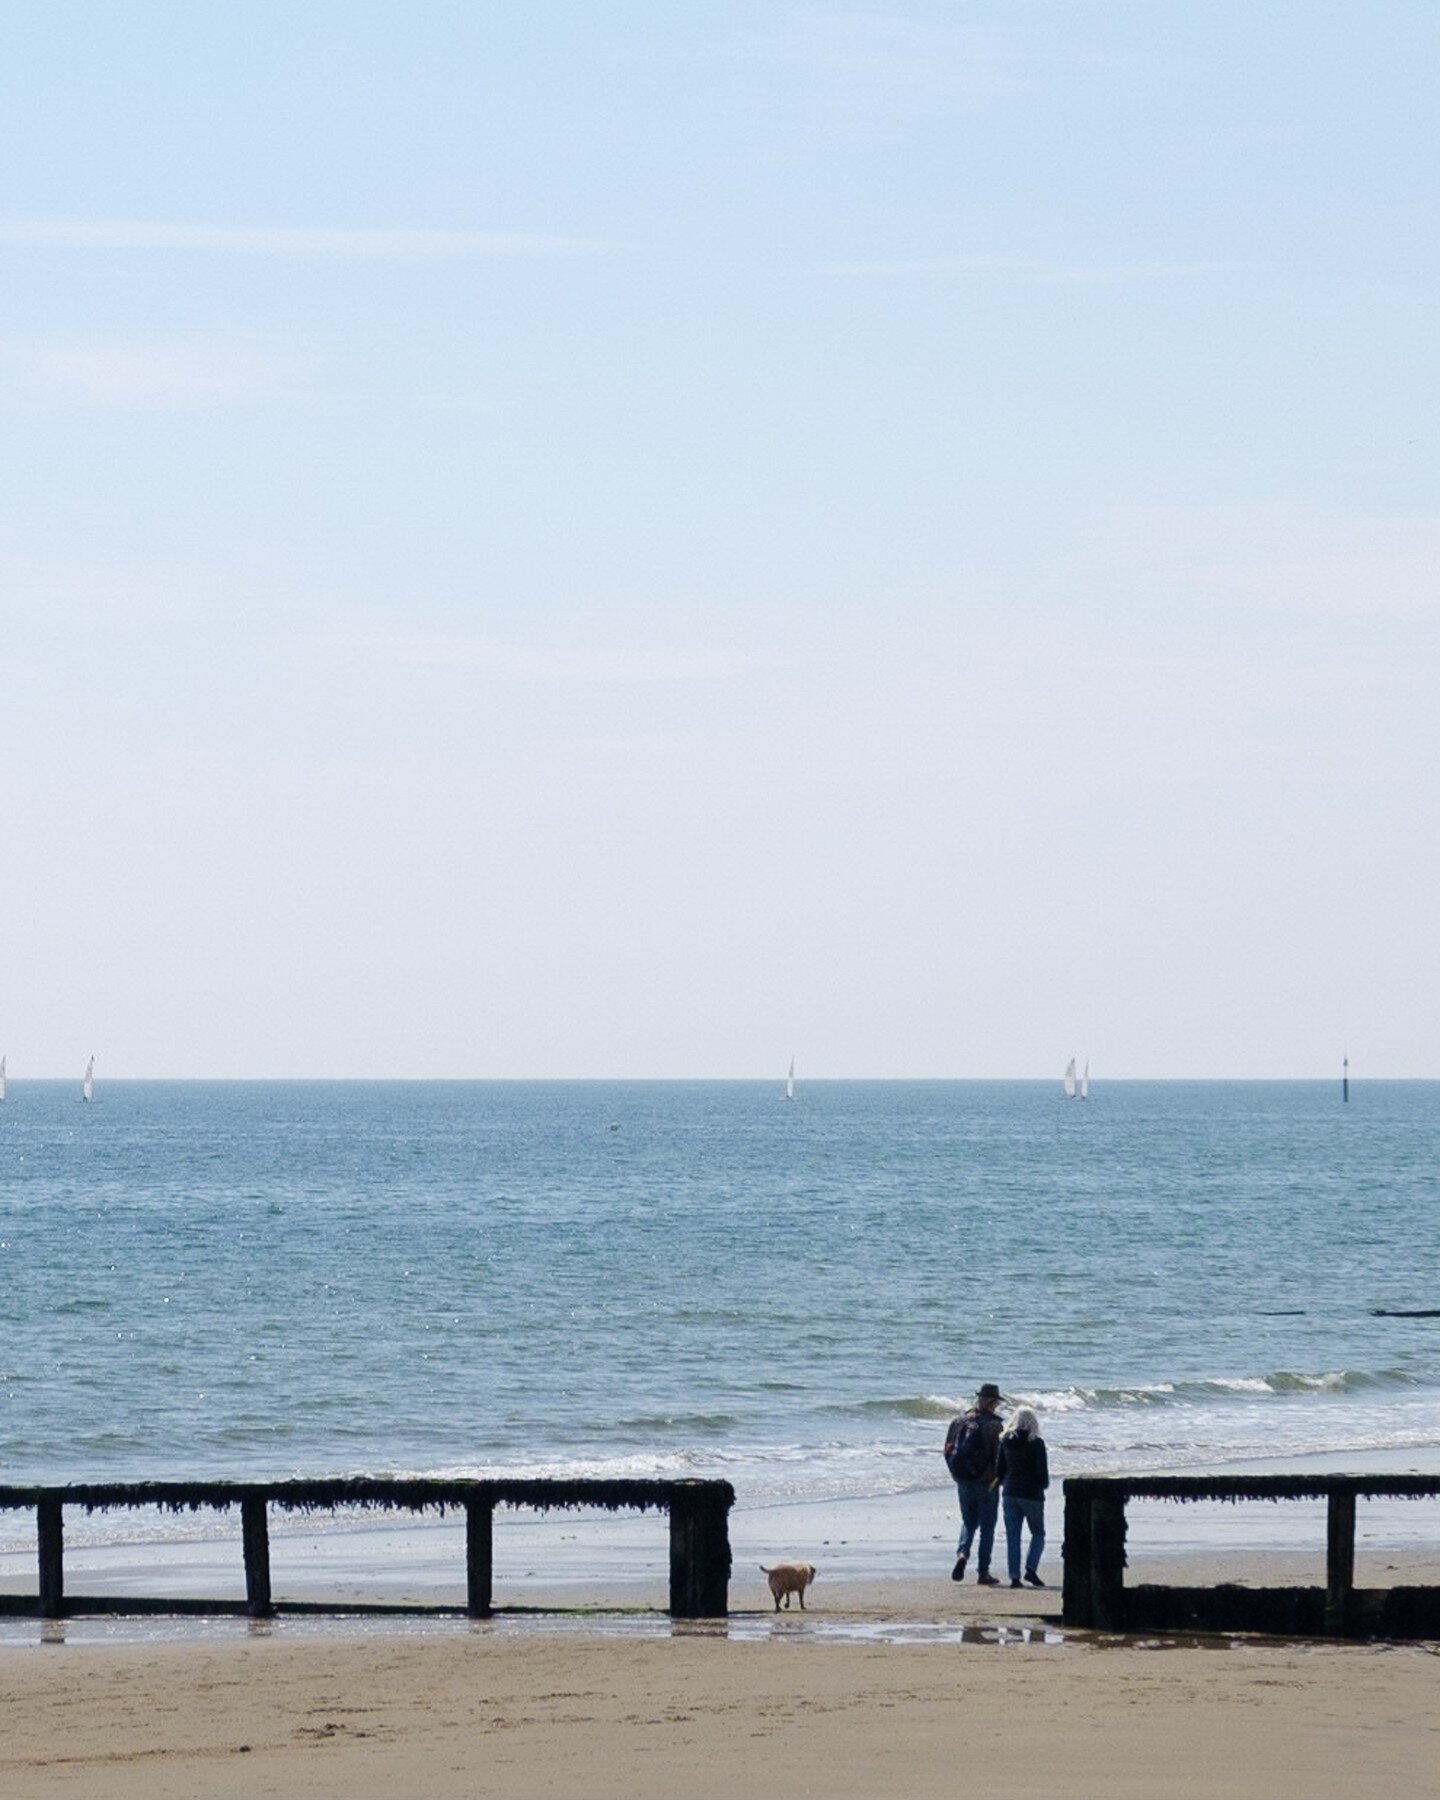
0, 1612, 1067, 1650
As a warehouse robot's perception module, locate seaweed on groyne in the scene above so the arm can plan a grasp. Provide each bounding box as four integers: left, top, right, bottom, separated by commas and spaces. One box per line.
1063, 1473, 1440, 1504
0, 1476, 735, 1516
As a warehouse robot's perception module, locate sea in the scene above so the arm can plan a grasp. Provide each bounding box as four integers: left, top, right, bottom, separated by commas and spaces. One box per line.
1, 1079, 1438, 1587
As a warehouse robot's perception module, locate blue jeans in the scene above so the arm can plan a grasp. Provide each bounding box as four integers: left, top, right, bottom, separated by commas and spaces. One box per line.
1003, 1493, 1045, 1581
954, 1479, 999, 1573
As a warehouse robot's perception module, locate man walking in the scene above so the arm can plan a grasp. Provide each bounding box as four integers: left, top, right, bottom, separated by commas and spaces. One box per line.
944, 1382, 1005, 1584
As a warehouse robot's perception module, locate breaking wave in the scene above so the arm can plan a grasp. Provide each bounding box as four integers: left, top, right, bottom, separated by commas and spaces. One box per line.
859, 1368, 1424, 1423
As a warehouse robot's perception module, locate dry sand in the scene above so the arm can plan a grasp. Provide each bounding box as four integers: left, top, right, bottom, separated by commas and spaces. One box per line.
1, 1561, 1437, 1800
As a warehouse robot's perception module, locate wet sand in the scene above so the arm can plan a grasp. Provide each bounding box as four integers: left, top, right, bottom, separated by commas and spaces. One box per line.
1, 1551, 1437, 1799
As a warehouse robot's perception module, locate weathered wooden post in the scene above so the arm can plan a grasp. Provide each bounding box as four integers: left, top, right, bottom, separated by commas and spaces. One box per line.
465, 1495, 493, 1618
1325, 1482, 1356, 1637
37, 1493, 64, 1620
241, 1494, 273, 1619
1089, 1487, 1128, 1631
1061, 1482, 1092, 1627
668, 1485, 731, 1618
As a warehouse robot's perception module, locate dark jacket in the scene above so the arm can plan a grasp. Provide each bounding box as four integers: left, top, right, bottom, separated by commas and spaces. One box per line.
995, 1430, 1049, 1500
943, 1407, 1004, 1483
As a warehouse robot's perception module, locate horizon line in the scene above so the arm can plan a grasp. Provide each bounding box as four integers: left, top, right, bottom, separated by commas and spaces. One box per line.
0, 1073, 1415, 1085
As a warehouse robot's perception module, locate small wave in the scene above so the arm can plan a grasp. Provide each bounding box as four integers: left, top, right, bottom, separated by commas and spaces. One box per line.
1263, 1369, 1411, 1394
1011, 1369, 1423, 1412
618, 1413, 738, 1433
1019, 1388, 1124, 1413
844, 1371, 1423, 1425
856, 1396, 959, 1422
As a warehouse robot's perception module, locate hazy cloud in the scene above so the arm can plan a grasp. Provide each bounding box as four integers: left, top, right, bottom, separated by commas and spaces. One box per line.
0, 335, 310, 408
368, 624, 764, 688
0, 219, 616, 258
1100, 503, 1440, 616
814, 254, 1229, 285
758, 12, 1185, 97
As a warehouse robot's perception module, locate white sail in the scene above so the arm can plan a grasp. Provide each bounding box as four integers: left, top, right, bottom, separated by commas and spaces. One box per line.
1062, 1057, 1077, 1098
785, 1057, 795, 1101
82, 1056, 94, 1103
0, 1056, 6, 1101
1079, 1060, 1089, 1100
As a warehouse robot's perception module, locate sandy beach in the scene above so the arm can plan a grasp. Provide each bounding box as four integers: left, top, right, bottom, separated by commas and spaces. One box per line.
2, 1550, 1438, 1800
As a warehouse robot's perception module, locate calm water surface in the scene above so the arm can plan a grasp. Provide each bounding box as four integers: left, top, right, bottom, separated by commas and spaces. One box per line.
2, 1081, 1437, 1511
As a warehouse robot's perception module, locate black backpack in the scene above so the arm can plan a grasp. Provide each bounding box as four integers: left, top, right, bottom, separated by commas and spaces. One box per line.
944, 1414, 990, 1481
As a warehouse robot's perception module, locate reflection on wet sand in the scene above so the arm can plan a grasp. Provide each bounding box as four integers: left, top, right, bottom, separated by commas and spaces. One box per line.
10, 1611, 1068, 1650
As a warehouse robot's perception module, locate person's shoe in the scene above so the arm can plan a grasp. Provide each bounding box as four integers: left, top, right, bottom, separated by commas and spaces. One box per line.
976, 1572, 1000, 1586
950, 1554, 967, 1582
1010, 1578, 1023, 1588
1024, 1570, 1046, 1588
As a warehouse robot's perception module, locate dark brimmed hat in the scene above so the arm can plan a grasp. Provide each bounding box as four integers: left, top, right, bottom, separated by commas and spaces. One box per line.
976, 1382, 1002, 1402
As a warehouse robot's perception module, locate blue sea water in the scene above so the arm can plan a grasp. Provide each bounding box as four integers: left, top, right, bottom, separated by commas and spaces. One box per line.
1, 1079, 1438, 1524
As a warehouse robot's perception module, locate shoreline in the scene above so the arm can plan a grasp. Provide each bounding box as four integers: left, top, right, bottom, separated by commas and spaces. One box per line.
3, 1541, 1438, 1643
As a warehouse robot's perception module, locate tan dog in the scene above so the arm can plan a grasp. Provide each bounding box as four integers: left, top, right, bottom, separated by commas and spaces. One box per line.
761, 1561, 817, 1611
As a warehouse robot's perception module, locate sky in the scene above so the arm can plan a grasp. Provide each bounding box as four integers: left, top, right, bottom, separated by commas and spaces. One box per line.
1, 1, 1436, 1079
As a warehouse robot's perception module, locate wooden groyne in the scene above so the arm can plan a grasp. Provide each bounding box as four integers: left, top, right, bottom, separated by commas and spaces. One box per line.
1062, 1474, 1440, 1639
0, 1477, 734, 1621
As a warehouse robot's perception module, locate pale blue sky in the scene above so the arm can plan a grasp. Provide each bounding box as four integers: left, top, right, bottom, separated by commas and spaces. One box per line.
1, 3, 1436, 1077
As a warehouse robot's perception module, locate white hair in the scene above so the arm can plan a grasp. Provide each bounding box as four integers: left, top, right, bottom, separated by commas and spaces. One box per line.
1003, 1406, 1039, 1439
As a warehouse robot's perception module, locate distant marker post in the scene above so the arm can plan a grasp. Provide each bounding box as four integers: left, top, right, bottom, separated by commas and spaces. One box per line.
1342, 1056, 1349, 1104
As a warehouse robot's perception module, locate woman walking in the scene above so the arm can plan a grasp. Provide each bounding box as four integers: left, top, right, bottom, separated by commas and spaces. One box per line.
995, 1406, 1049, 1588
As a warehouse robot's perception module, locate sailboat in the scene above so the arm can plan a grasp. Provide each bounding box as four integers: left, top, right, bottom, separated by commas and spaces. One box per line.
1062, 1058, 1077, 1098
784, 1057, 796, 1102
0, 1056, 6, 1101
1063, 1057, 1090, 1100
82, 1057, 94, 1103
